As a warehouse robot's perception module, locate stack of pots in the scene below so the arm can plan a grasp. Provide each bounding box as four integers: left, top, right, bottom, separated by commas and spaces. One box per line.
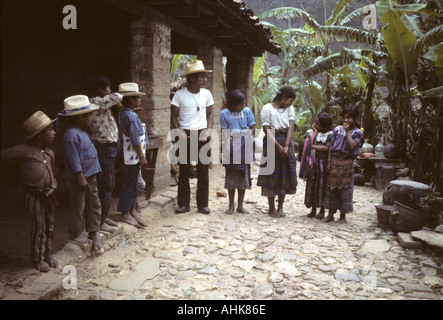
375, 180, 432, 233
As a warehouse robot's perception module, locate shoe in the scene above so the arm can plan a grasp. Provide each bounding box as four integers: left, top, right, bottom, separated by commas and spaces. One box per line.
175, 206, 190, 214
198, 207, 210, 214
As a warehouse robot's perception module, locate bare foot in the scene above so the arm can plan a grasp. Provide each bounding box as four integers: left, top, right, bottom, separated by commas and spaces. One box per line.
72, 233, 92, 244
89, 231, 102, 251
277, 208, 286, 218
237, 207, 249, 214
130, 210, 148, 227
100, 222, 117, 233
104, 218, 119, 227
34, 260, 50, 272
322, 214, 334, 223
45, 254, 58, 268
121, 212, 142, 228
225, 206, 234, 215
269, 210, 280, 218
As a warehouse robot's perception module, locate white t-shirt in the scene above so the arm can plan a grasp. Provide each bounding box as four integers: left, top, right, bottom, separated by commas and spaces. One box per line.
171, 87, 214, 130
260, 103, 295, 130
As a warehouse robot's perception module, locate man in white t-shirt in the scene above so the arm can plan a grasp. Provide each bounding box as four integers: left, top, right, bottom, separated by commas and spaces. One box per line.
171, 60, 214, 214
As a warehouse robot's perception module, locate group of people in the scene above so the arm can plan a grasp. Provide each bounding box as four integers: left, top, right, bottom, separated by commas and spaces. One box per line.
1, 75, 150, 272
1, 60, 363, 273
218, 80, 363, 225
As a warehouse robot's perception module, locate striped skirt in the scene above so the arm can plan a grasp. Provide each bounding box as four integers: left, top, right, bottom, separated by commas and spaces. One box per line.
257, 133, 298, 197
327, 153, 354, 189
24, 191, 56, 263
325, 153, 355, 213
304, 158, 328, 208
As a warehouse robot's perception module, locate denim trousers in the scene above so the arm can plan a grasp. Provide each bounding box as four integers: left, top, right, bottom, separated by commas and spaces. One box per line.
94, 142, 117, 224
117, 161, 141, 212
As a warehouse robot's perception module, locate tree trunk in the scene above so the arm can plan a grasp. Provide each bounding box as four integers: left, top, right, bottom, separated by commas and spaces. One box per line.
363, 75, 376, 138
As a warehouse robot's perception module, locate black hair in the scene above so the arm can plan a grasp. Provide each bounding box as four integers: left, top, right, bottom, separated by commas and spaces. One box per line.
186, 72, 205, 84
121, 96, 138, 107
272, 86, 296, 102
317, 112, 332, 133
341, 104, 359, 120
85, 73, 111, 97
226, 89, 245, 110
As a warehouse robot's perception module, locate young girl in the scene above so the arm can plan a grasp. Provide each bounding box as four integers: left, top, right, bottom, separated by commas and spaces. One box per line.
324, 105, 363, 223
257, 86, 298, 218
117, 82, 148, 228
220, 89, 256, 215
300, 113, 333, 219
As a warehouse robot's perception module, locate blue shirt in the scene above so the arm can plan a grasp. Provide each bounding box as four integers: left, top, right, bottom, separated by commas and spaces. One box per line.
118, 108, 148, 151
63, 126, 101, 180
220, 107, 255, 131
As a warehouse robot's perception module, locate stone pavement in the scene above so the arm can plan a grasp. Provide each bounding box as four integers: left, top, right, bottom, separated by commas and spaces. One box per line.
1, 164, 442, 300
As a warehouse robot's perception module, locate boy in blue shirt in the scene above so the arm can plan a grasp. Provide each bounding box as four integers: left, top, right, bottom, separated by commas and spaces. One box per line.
116, 83, 148, 228
59, 95, 102, 251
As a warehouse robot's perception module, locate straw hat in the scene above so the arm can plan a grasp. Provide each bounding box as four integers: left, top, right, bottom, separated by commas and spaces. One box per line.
59, 95, 99, 117
118, 82, 146, 96
180, 60, 212, 78
23, 111, 55, 140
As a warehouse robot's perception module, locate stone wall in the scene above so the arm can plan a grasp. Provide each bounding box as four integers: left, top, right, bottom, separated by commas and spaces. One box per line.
130, 17, 172, 193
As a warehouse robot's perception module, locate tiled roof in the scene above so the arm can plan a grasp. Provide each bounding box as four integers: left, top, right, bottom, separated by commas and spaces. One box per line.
143, 0, 282, 56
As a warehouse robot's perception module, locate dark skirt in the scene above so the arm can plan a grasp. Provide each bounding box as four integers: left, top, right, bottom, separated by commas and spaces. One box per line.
225, 165, 251, 190
304, 158, 328, 208
257, 133, 298, 196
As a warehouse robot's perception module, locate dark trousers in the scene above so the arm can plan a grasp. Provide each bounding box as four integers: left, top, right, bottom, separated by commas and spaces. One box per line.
117, 161, 141, 212
177, 129, 210, 208
94, 142, 117, 224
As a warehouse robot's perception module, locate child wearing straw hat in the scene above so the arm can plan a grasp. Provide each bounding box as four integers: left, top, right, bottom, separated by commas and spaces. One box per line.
1, 111, 58, 272
59, 95, 103, 251
116, 82, 148, 228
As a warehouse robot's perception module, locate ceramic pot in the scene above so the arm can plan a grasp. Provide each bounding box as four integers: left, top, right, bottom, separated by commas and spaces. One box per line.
360, 139, 374, 155
383, 142, 399, 159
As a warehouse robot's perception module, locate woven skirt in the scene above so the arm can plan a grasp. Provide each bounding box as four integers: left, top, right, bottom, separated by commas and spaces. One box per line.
325, 153, 355, 213
225, 165, 251, 190
257, 133, 298, 197
304, 158, 328, 208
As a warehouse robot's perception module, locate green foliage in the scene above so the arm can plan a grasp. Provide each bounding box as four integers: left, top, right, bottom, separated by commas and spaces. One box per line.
250, 0, 443, 192
381, 9, 419, 80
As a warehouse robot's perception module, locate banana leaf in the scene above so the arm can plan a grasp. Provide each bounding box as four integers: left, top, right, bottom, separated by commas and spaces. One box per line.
437, 43, 443, 82
381, 9, 418, 78
410, 25, 443, 54
421, 85, 443, 98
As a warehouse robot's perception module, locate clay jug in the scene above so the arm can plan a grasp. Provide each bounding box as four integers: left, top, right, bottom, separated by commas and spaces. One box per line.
383, 142, 399, 159
360, 139, 374, 155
